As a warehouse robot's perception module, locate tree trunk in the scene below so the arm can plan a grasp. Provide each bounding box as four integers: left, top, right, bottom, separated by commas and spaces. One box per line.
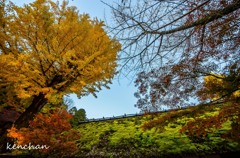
0, 93, 47, 153
14, 93, 47, 129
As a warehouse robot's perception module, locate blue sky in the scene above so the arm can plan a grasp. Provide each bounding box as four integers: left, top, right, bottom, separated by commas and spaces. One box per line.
12, 0, 140, 119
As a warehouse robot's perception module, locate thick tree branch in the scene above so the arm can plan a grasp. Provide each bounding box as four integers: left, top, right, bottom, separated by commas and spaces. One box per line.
148, 0, 240, 35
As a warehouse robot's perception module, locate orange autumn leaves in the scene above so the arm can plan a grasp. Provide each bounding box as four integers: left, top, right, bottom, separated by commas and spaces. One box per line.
7, 109, 80, 156
142, 72, 239, 142
180, 102, 240, 142
198, 73, 240, 102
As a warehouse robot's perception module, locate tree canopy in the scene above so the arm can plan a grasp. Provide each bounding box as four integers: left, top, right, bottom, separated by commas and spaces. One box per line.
69, 107, 86, 127
109, 0, 239, 141
0, 0, 120, 152
110, 0, 239, 109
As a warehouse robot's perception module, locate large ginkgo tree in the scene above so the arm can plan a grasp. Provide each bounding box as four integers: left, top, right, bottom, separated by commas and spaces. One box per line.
0, 0, 120, 151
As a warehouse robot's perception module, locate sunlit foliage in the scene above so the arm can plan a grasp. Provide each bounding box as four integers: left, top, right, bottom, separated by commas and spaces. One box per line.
0, 0, 120, 130
76, 105, 239, 157
0, 0, 120, 153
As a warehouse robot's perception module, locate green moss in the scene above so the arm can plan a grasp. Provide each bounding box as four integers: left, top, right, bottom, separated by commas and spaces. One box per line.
75, 105, 239, 157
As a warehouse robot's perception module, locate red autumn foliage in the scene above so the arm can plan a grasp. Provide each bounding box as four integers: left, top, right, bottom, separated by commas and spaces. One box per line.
7, 108, 80, 157
180, 102, 240, 142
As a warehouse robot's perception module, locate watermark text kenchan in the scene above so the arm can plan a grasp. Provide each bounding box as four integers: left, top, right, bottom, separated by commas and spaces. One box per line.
6, 142, 50, 150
